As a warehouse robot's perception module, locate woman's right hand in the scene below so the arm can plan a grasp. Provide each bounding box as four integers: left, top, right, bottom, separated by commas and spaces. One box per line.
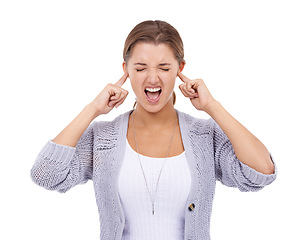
90, 73, 129, 116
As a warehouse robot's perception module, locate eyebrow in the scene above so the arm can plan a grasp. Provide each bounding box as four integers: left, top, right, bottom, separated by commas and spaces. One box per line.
133, 62, 171, 66
134, 63, 147, 66
159, 63, 171, 66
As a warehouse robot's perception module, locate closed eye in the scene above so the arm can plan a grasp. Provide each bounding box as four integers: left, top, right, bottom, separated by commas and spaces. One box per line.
161, 69, 170, 71
136, 69, 146, 72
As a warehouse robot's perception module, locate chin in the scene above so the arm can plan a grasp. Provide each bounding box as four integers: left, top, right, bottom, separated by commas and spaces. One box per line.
136, 98, 173, 114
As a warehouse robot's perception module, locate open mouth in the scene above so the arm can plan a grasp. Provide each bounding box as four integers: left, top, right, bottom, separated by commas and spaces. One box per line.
144, 87, 162, 103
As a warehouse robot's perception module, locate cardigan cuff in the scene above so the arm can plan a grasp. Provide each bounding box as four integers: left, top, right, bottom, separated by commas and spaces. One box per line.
238, 153, 277, 186
38, 140, 76, 166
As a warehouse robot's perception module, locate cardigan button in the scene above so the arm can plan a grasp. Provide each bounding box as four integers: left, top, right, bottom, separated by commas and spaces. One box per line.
188, 203, 195, 211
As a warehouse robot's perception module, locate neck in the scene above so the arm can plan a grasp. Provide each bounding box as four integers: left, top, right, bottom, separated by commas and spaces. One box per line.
132, 102, 177, 128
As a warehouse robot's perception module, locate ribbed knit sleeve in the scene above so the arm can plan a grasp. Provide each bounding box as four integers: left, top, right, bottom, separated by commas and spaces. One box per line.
213, 120, 277, 192
30, 122, 95, 193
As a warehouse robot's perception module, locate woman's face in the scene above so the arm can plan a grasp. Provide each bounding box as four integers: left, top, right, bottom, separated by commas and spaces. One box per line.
123, 42, 184, 113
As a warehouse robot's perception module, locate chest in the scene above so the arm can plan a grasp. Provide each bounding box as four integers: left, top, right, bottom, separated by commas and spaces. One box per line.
126, 122, 184, 158
118, 142, 191, 238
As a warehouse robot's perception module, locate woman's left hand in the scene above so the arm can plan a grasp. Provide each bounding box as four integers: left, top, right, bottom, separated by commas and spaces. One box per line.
178, 71, 215, 112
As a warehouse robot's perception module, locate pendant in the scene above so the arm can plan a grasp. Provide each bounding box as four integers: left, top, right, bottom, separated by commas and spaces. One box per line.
152, 203, 155, 215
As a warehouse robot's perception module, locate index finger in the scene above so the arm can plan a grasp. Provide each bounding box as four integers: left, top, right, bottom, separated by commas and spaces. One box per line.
177, 71, 191, 83
115, 72, 129, 87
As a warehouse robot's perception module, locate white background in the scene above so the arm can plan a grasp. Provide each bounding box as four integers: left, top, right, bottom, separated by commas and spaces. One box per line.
1, 0, 303, 239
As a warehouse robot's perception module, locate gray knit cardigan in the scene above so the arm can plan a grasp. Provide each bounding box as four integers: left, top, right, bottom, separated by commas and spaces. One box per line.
31, 110, 277, 240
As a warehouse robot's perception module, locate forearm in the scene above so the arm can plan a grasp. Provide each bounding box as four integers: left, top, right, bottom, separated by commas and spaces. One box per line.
205, 99, 275, 175
52, 103, 98, 147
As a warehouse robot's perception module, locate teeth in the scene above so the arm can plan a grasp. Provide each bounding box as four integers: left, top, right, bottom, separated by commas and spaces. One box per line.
145, 87, 161, 92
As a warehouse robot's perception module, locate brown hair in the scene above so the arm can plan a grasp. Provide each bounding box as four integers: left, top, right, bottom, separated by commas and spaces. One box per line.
125, 20, 184, 107
123, 20, 185, 65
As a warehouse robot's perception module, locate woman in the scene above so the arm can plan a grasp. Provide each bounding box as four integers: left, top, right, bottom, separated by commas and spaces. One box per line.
31, 20, 277, 240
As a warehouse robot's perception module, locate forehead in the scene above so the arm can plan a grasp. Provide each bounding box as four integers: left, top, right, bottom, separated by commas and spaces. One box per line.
129, 42, 177, 64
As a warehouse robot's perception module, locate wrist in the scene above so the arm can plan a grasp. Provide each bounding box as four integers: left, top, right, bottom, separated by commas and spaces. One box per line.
86, 103, 101, 119
204, 98, 221, 116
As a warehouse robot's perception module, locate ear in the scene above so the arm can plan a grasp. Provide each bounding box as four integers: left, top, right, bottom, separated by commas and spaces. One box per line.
179, 61, 185, 72
122, 61, 128, 74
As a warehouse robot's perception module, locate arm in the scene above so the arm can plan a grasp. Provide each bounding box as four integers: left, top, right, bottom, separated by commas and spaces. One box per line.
178, 71, 275, 175
52, 103, 98, 147
31, 73, 129, 192
53, 73, 129, 147
205, 99, 275, 174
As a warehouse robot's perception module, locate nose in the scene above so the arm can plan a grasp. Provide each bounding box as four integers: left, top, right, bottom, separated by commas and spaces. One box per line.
147, 68, 159, 85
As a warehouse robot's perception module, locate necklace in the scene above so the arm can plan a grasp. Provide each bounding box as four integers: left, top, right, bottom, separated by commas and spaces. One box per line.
131, 113, 178, 215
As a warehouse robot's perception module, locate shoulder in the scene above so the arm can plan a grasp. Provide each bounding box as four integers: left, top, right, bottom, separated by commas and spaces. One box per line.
92, 110, 131, 135
177, 110, 215, 135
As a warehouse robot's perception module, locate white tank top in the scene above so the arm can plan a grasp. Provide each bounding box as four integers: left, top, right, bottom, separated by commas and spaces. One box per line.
118, 139, 191, 240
